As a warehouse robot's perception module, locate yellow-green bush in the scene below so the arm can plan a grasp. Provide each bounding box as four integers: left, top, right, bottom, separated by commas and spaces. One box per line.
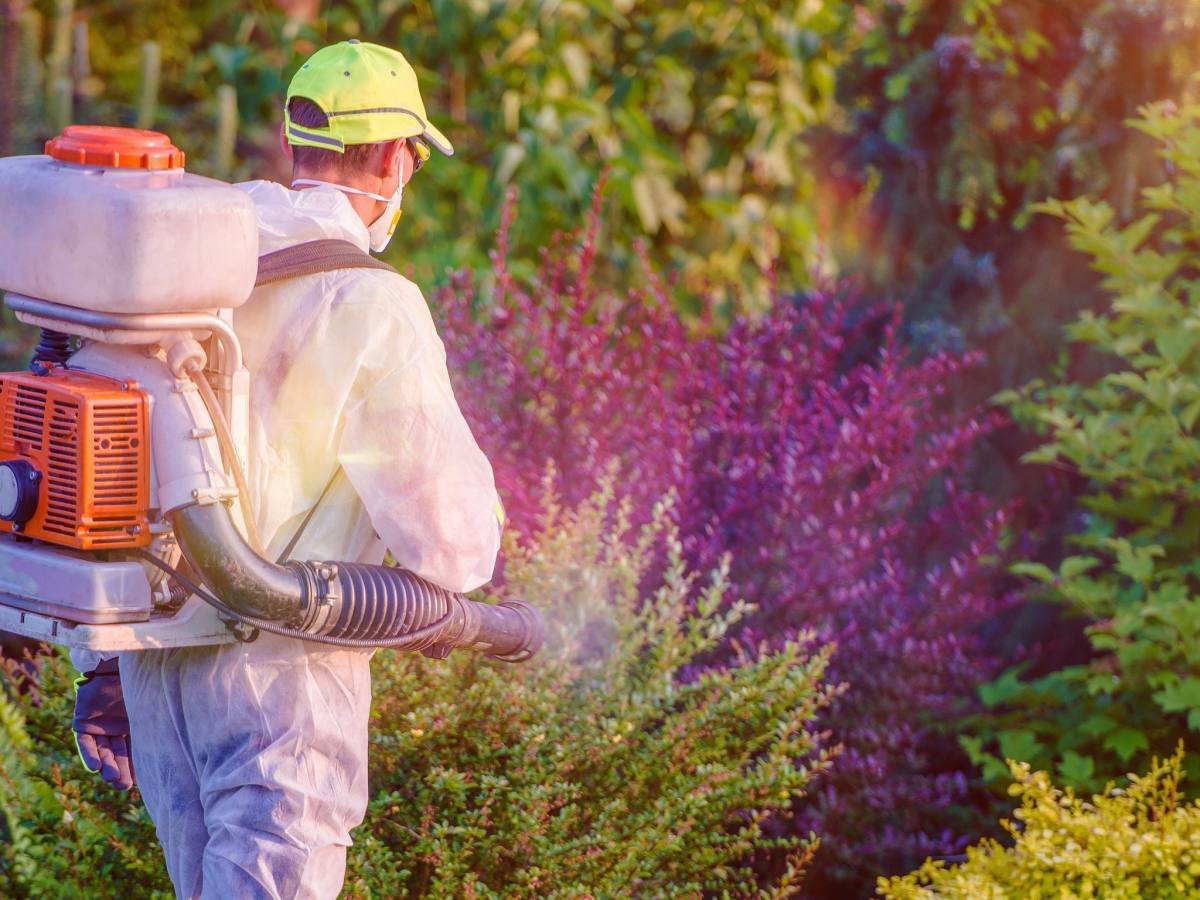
878, 750, 1200, 899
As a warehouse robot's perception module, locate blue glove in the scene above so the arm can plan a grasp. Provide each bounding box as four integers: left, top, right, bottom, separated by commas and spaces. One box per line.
72, 657, 135, 790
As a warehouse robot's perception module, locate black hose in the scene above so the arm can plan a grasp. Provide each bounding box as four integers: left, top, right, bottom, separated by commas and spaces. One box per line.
136, 549, 457, 650
30, 328, 71, 372
170, 503, 306, 623
165, 503, 543, 658
327, 562, 449, 640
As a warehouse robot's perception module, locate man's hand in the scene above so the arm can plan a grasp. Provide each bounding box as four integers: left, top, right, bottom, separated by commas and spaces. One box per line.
72, 657, 135, 790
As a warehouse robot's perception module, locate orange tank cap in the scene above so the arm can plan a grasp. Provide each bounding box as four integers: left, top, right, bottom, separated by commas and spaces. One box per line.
45, 125, 186, 170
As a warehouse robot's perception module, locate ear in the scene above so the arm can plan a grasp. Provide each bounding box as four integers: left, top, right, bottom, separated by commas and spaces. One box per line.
279, 122, 293, 162
380, 138, 412, 186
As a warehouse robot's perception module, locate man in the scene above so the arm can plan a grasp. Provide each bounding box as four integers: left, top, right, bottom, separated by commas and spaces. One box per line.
74, 41, 502, 899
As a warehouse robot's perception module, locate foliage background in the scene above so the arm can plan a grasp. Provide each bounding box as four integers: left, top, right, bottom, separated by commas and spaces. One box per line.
437, 194, 1016, 893
961, 102, 1200, 797
1, 0, 852, 308
3, 0, 1200, 897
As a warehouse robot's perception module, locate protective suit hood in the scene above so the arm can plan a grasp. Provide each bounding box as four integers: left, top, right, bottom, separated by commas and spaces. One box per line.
239, 179, 371, 254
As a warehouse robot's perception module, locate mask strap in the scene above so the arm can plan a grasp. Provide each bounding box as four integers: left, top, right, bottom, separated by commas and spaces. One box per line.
291, 179, 390, 202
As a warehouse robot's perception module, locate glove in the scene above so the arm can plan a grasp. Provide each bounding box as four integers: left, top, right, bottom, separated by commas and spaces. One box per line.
72, 657, 136, 790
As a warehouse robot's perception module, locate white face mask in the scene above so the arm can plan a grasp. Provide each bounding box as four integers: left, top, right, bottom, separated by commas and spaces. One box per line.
291, 177, 405, 253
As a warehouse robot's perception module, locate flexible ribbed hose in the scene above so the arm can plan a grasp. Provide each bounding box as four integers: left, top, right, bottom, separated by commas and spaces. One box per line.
138, 549, 459, 650
327, 562, 453, 644
167, 504, 543, 657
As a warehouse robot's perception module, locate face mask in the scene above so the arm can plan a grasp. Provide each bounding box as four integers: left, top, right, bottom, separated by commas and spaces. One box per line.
291, 177, 405, 253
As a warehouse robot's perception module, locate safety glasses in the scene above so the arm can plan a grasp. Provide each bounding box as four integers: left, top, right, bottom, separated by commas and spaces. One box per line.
408, 136, 430, 174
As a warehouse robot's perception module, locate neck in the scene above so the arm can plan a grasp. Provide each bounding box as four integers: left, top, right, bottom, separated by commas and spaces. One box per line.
291, 169, 382, 228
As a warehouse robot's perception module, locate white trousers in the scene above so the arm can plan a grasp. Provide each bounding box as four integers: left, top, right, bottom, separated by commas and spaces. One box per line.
120, 634, 373, 899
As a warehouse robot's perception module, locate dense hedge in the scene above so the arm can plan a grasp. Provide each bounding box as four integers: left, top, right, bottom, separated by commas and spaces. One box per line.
0, 487, 834, 897
438, 191, 1018, 893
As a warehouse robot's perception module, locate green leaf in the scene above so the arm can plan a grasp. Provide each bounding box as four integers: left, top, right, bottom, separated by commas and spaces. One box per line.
884, 71, 912, 101
998, 729, 1041, 763
1114, 543, 1162, 583
960, 734, 985, 763
1079, 714, 1117, 737
1010, 561, 1056, 584
1058, 750, 1095, 785
1180, 399, 1200, 432
991, 388, 1022, 407
979, 667, 1028, 709
1155, 328, 1195, 367
1153, 676, 1200, 716
1059, 556, 1101, 580
1103, 728, 1149, 763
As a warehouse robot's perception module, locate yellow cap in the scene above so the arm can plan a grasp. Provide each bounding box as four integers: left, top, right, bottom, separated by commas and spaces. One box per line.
285, 40, 453, 157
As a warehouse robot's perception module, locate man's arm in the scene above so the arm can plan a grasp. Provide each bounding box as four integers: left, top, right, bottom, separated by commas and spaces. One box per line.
336, 280, 502, 593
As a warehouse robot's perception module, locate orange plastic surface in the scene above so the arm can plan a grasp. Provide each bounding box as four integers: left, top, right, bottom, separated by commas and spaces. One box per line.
45, 125, 186, 170
0, 367, 151, 550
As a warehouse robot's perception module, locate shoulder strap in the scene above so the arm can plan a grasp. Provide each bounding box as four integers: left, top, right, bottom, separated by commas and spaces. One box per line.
274, 467, 344, 564
254, 240, 390, 561
255, 239, 398, 287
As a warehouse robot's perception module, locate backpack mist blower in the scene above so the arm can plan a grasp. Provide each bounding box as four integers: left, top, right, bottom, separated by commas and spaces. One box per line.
0, 126, 542, 660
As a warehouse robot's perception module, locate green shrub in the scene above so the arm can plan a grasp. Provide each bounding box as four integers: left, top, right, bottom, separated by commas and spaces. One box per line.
965, 101, 1200, 793
878, 750, 1200, 899
0, 484, 835, 897
346, 485, 835, 897
0, 655, 169, 898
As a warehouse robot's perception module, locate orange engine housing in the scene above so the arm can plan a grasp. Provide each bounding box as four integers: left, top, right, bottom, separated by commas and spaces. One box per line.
0, 367, 151, 549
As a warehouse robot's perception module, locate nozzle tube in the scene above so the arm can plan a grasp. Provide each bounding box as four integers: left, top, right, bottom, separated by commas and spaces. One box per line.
169, 503, 543, 660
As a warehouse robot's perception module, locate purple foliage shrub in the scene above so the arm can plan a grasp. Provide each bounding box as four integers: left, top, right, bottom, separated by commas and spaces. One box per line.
435, 191, 1015, 894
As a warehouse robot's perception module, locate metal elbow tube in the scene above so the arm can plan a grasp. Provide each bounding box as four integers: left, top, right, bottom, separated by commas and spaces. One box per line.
169, 503, 543, 660
169, 503, 304, 622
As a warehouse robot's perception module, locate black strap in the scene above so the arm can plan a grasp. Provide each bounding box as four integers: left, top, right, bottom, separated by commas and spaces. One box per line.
255, 239, 398, 287
274, 467, 344, 564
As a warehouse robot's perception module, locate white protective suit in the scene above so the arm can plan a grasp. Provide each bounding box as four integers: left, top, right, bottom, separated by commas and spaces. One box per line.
118, 181, 502, 899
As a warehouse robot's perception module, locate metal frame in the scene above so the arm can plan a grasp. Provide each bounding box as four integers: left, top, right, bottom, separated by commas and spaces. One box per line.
5, 291, 244, 416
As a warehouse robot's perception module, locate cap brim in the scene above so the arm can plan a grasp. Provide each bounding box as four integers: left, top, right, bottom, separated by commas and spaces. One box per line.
422, 121, 454, 156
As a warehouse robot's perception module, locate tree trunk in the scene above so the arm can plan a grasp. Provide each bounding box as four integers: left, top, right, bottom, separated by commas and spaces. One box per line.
0, 0, 25, 157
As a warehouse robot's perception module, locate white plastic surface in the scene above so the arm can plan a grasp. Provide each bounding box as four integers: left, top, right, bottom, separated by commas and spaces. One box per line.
0, 155, 258, 313
0, 593, 234, 651
0, 531, 151, 623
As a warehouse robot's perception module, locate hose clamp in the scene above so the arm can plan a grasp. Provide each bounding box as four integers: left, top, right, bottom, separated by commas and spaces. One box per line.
288, 561, 340, 634
313, 563, 341, 634
316, 563, 341, 607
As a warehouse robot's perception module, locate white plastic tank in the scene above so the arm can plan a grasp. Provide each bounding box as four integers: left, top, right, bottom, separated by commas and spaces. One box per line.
0, 125, 258, 313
